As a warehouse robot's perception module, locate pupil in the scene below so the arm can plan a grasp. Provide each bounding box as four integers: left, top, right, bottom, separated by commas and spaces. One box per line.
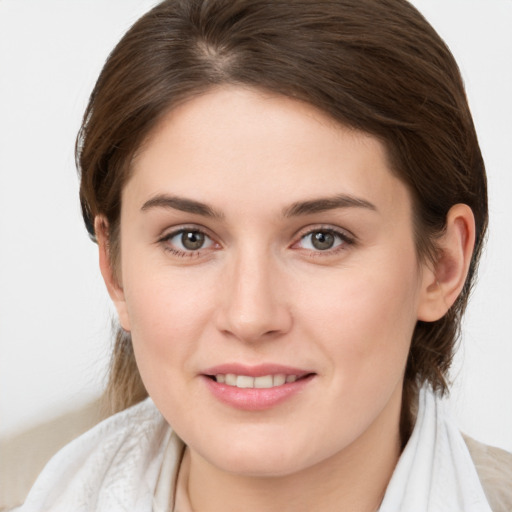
312, 231, 334, 250
182, 231, 204, 250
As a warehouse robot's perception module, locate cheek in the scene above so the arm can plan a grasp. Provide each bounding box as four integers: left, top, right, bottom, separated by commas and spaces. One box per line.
288, 259, 421, 449
297, 252, 421, 381
121, 262, 217, 377
123, 272, 216, 424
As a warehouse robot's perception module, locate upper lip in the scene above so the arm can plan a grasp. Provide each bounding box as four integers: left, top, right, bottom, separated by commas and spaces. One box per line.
202, 363, 313, 378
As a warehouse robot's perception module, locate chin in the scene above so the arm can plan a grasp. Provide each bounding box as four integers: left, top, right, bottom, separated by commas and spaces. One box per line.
197, 433, 321, 478
214, 452, 307, 478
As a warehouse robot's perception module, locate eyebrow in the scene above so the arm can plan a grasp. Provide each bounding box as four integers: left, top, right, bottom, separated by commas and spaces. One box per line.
283, 194, 377, 217
141, 194, 224, 219
140, 193, 376, 219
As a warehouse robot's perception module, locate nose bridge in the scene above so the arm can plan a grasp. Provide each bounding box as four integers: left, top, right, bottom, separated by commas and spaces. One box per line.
218, 243, 290, 342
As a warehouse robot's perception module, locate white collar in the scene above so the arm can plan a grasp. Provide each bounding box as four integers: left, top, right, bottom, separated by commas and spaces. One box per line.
20, 388, 492, 512
379, 387, 492, 511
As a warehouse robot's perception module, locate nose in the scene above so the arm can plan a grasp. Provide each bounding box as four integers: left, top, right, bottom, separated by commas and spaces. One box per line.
215, 248, 292, 343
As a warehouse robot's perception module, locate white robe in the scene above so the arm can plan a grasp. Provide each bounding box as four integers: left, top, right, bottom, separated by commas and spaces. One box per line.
16, 387, 493, 512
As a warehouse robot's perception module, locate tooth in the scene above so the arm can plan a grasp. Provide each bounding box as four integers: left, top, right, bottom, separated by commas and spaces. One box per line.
236, 375, 254, 388
225, 374, 237, 386
219, 373, 299, 388
273, 374, 286, 386
254, 375, 273, 388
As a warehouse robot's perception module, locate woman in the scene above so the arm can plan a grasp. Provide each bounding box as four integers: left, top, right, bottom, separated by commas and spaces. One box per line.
15, 0, 511, 510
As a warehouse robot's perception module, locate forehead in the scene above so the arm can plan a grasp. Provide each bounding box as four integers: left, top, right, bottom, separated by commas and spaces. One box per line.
127, 86, 411, 217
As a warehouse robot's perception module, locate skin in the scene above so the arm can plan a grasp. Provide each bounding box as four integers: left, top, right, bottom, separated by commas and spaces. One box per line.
97, 86, 475, 512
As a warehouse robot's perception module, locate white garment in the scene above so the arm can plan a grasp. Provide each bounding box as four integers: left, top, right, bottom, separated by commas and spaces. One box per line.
17, 387, 492, 512
17, 399, 173, 512
378, 389, 492, 512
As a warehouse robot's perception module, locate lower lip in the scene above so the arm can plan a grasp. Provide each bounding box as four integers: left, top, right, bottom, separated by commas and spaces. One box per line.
202, 375, 314, 411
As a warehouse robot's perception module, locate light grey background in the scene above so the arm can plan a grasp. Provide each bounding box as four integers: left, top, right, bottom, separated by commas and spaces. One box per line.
1, 0, 511, 451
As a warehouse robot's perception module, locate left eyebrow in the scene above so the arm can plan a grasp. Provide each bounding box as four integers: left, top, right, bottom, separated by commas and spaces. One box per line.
140, 194, 224, 219
283, 194, 377, 217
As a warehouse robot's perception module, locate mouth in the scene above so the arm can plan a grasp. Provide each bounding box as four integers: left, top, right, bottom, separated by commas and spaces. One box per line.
201, 365, 316, 410
206, 373, 307, 389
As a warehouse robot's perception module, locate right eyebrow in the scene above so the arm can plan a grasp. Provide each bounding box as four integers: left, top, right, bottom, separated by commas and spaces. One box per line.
140, 194, 224, 219
282, 194, 377, 217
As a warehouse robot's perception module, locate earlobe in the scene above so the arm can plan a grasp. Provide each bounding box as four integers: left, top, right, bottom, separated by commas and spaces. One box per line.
417, 204, 476, 322
95, 216, 132, 332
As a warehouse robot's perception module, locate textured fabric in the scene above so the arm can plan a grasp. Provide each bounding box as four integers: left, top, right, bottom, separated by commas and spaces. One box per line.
379, 388, 493, 512
464, 434, 512, 512
153, 433, 185, 512
168, 448, 192, 512
14, 388, 507, 512
16, 399, 171, 512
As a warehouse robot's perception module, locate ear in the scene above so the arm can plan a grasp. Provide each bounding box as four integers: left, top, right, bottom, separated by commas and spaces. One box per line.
417, 204, 476, 322
95, 216, 131, 332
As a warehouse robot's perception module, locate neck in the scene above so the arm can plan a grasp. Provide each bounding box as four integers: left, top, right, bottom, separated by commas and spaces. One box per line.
183, 388, 403, 512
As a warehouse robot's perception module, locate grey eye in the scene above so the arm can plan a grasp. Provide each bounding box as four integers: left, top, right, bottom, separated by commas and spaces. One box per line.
298, 230, 346, 251
310, 231, 335, 250
180, 231, 206, 250
165, 229, 214, 252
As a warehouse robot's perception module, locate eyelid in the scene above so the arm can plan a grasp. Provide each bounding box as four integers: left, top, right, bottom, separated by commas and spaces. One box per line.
158, 223, 217, 241
291, 224, 356, 252
157, 224, 221, 256
293, 224, 355, 242
156, 223, 355, 258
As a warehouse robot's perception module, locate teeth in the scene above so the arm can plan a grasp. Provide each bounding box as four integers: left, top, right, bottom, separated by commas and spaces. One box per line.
254, 375, 273, 388
236, 375, 254, 388
215, 373, 299, 388
274, 374, 286, 386
225, 374, 237, 386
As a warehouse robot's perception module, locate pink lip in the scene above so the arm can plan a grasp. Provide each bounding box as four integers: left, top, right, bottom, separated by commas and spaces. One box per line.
201, 363, 315, 411
202, 363, 312, 378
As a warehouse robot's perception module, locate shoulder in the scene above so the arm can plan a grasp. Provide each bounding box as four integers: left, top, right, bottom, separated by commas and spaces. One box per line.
18, 398, 173, 512
464, 434, 512, 512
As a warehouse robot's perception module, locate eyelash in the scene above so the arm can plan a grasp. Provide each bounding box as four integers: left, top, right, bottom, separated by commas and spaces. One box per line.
158, 225, 355, 259
293, 226, 355, 256
158, 227, 217, 258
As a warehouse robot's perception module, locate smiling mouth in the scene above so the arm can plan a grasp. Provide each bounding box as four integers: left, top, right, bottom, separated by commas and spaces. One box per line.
208, 373, 312, 389
203, 370, 316, 410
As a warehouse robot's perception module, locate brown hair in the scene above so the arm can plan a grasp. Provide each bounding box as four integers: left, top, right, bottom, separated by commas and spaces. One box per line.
77, 0, 488, 438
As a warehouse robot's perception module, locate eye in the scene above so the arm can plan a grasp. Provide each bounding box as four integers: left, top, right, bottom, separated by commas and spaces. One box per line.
161, 228, 216, 254
296, 229, 351, 252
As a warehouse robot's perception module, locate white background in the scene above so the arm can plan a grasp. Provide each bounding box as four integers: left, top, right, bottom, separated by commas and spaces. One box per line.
0, 0, 511, 452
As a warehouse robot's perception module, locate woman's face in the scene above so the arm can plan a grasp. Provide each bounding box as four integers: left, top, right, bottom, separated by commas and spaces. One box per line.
112, 86, 433, 477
